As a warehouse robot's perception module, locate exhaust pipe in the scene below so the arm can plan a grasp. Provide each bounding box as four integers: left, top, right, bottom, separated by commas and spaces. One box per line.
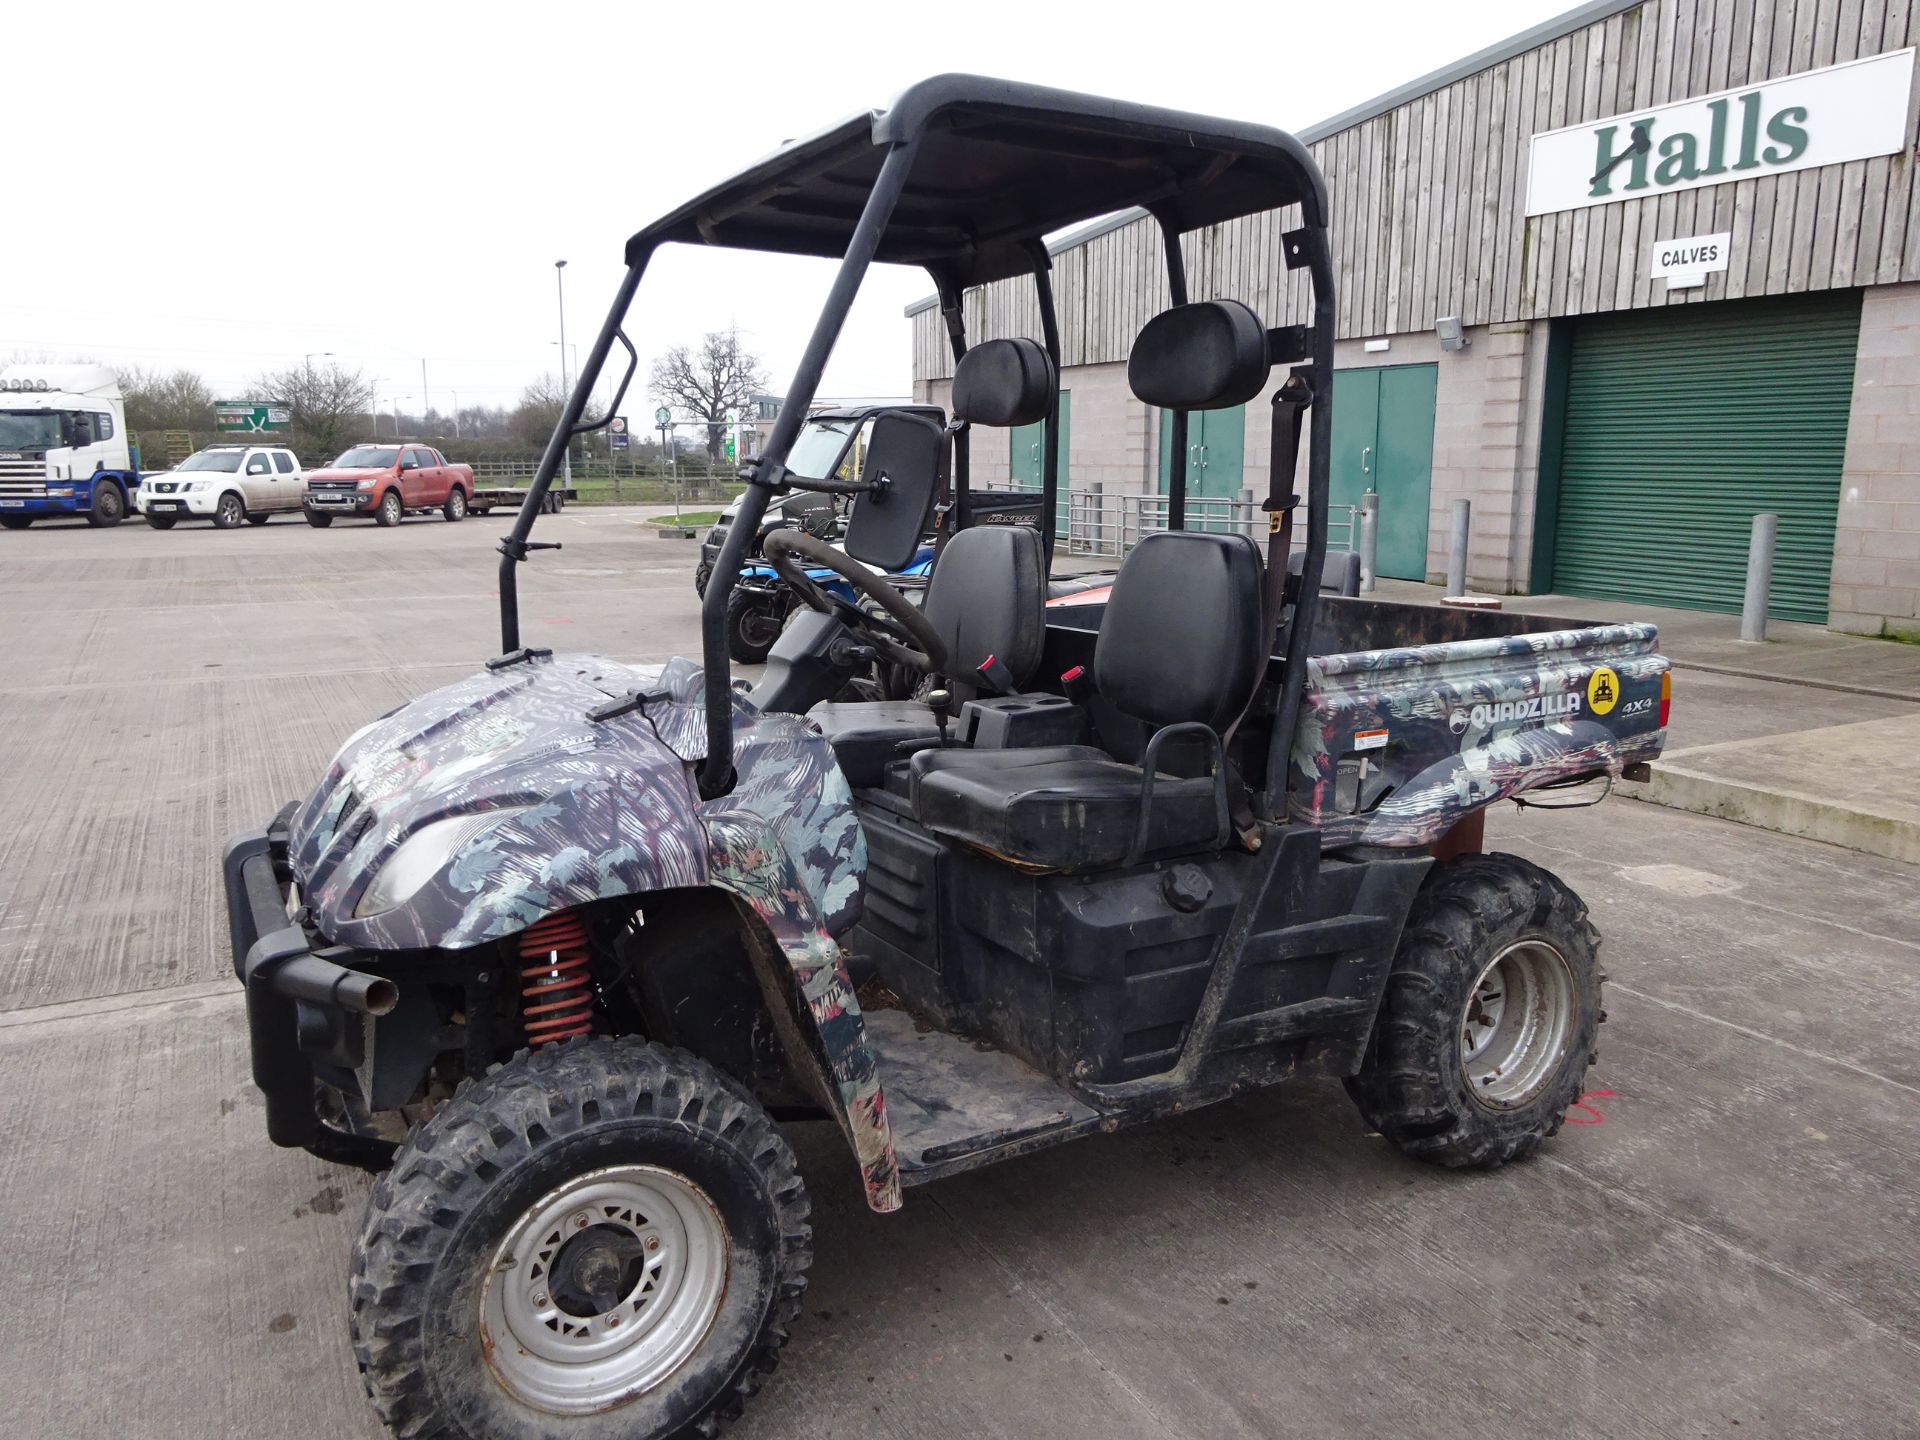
274, 954, 398, 1016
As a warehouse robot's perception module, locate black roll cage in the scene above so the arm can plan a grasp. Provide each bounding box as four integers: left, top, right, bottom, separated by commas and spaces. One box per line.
493, 75, 1333, 822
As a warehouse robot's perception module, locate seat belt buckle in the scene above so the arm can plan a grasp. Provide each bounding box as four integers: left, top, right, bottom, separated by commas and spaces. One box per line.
1060, 664, 1093, 704
975, 653, 1017, 695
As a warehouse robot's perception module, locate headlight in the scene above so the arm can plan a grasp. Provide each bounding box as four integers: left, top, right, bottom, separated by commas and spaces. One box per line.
357, 478, 375, 490
184, 480, 207, 492
355, 807, 530, 917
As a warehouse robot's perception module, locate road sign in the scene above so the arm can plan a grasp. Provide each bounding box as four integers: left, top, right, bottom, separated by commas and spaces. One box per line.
654, 405, 672, 426
215, 401, 290, 433
610, 418, 629, 450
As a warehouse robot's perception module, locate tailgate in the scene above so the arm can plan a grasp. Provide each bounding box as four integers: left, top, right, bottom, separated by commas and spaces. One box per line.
1291, 621, 1670, 848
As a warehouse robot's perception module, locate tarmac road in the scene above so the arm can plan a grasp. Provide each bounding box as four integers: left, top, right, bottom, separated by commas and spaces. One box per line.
1, 509, 1915, 1439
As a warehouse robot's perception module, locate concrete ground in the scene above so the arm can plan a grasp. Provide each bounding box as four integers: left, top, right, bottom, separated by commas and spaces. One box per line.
2, 507, 1917, 1439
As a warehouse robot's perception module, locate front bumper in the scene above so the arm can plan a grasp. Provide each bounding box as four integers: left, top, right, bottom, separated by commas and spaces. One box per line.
1, 492, 87, 515
223, 805, 398, 1149
305, 490, 371, 512
136, 488, 220, 516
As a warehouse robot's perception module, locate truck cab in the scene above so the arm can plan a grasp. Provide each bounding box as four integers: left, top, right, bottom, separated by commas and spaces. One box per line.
0, 364, 139, 529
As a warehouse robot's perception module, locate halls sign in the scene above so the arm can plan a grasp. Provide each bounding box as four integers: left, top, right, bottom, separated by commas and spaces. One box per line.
1526, 47, 1916, 216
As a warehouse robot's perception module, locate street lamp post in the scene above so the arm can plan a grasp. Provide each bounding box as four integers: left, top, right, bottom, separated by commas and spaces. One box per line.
555, 260, 572, 495
451, 390, 461, 440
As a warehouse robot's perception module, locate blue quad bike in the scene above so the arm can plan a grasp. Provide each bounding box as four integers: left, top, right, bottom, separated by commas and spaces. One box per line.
699, 404, 944, 666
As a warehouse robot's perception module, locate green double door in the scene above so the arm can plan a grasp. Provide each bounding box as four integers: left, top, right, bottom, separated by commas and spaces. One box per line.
1009, 390, 1069, 538
1330, 364, 1437, 580
1157, 404, 1245, 530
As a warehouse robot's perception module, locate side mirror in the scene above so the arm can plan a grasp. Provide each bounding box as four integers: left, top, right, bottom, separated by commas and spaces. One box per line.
840, 412, 941, 572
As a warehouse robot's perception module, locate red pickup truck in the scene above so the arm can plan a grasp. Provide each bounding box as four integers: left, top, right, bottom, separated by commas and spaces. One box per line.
303, 443, 475, 528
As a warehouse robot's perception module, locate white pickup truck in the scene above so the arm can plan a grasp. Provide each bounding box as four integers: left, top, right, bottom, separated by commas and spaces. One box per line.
135, 444, 307, 529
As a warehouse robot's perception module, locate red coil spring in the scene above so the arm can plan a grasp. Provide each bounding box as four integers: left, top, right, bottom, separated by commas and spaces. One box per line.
518, 912, 596, 1046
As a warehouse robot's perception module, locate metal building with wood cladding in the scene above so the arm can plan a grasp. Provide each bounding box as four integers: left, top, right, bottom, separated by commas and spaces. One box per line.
907, 0, 1920, 635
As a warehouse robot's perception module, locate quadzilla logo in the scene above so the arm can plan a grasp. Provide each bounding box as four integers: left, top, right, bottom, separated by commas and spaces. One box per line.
1449, 692, 1582, 734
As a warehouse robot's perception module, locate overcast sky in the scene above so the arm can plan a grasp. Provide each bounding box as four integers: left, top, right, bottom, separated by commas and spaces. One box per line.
10, 0, 1566, 421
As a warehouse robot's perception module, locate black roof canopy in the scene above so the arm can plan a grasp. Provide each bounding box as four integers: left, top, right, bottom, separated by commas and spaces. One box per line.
629, 75, 1326, 289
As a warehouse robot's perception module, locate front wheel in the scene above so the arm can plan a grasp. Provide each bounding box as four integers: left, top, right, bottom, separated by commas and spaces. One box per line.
374, 489, 403, 528
87, 482, 126, 528
146, 514, 178, 530
212, 492, 246, 530
351, 1037, 811, 1440
1346, 852, 1602, 1169
305, 511, 333, 528
725, 588, 786, 664
0, 516, 32, 530
443, 487, 467, 522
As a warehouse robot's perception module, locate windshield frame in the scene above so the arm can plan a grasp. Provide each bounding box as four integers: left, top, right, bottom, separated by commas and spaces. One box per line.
177, 450, 245, 473
0, 410, 66, 451
331, 446, 401, 468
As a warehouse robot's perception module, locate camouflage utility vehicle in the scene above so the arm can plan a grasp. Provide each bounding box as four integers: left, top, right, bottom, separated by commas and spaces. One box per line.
224, 77, 1672, 1440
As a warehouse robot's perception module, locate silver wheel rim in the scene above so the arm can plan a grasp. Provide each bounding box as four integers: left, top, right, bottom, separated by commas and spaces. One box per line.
450, 491, 465, 518
481, 1164, 728, 1415
1460, 940, 1576, 1107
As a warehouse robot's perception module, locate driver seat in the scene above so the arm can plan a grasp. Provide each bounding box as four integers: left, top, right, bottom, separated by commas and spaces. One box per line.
810, 337, 1056, 789
810, 522, 1046, 787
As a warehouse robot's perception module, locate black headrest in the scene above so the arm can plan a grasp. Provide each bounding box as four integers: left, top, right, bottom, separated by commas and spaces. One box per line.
952, 338, 1055, 428
924, 524, 1045, 699
1094, 531, 1265, 732
1127, 300, 1269, 411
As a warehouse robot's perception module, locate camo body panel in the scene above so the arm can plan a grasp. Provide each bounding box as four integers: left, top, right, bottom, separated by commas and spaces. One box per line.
702, 807, 899, 1212
284, 650, 898, 1209
1291, 622, 1670, 848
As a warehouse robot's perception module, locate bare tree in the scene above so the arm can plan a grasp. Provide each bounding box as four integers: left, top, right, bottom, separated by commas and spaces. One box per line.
253, 361, 375, 462
649, 330, 768, 464
511, 373, 568, 450
118, 367, 214, 432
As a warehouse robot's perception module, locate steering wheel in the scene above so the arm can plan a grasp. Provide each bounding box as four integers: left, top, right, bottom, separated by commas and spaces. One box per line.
762, 529, 947, 672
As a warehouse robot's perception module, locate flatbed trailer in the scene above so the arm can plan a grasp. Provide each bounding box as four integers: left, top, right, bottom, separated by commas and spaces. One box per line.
468, 480, 576, 515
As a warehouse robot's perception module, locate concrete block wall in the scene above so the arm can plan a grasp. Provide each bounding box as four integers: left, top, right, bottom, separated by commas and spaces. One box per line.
1830, 282, 1920, 640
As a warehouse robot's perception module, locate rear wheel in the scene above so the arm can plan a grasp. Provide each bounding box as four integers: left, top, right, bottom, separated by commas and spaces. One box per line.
725, 589, 786, 664
0, 516, 32, 530
87, 481, 126, 528
443, 487, 467, 522
351, 1037, 810, 1440
305, 511, 333, 528
146, 514, 178, 530
375, 490, 403, 528
213, 492, 246, 530
1346, 853, 1602, 1169
246, 512, 271, 526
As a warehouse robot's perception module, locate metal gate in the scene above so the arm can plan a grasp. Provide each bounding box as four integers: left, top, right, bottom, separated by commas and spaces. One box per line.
1546, 290, 1862, 623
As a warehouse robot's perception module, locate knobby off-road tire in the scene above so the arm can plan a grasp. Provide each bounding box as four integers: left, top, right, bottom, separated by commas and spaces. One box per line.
725, 589, 785, 665
351, 1036, 812, 1440
1347, 853, 1603, 1169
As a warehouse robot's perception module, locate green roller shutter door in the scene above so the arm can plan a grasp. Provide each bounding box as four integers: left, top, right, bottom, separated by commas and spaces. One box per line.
1551, 290, 1860, 623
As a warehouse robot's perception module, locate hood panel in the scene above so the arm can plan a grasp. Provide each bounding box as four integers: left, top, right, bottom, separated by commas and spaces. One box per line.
292, 654, 713, 949
290, 653, 864, 950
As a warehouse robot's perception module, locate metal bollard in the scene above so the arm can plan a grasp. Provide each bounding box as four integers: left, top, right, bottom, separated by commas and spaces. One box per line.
1358, 492, 1379, 593
1446, 498, 1471, 596
1740, 512, 1778, 643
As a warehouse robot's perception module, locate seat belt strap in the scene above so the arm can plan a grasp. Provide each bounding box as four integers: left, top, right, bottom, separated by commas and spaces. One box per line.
1220, 371, 1313, 847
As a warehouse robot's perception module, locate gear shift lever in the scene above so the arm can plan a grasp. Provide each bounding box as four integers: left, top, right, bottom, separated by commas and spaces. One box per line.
927, 688, 952, 747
